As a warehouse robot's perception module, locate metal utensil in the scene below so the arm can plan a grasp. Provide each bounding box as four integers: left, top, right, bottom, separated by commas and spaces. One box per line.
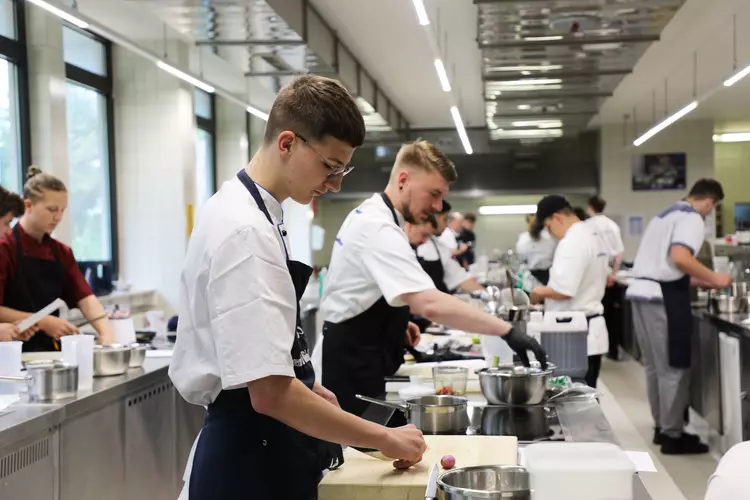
425, 464, 439, 499
93, 344, 131, 377
355, 394, 469, 434
128, 343, 148, 368
505, 271, 517, 307
437, 465, 530, 500
0, 361, 78, 402
477, 364, 556, 406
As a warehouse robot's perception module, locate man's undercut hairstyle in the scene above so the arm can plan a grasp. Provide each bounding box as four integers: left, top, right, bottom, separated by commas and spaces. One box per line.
588, 195, 606, 214
263, 75, 366, 148
688, 178, 724, 203
395, 140, 457, 183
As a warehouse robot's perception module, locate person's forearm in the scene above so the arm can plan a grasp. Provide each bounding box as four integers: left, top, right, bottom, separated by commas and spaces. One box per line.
611, 254, 623, 275
0, 306, 31, 323
458, 278, 483, 293
673, 252, 717, 285
403, 290, 512, 336
534, 286, 571, 301
250, 377, 388, 448
77, 296, 116, 341
690, 277, 714, 289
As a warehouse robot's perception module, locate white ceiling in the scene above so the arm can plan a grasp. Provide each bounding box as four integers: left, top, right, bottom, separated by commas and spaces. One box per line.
309, 0, 484, 129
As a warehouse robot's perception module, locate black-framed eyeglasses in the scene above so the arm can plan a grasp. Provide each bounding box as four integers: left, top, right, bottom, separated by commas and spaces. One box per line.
295, 133, 355, 177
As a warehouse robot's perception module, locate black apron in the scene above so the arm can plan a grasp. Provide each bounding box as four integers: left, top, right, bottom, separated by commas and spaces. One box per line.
322, 193, 411, 419
637, 275, 692, 369
416, 237, 448, 294
529, 269, 550, 286
3, 225, 64, 352
188, 170, 343, 500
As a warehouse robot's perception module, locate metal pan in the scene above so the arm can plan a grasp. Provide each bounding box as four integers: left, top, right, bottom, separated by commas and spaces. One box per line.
0, 361, 78, 402
356, 394, 468, 434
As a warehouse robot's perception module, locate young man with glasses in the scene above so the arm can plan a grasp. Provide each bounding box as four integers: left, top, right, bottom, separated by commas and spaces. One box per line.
170, 75, 426, 500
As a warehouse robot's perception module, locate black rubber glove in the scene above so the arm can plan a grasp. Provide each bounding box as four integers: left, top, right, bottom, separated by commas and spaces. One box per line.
503, 327, 548, 369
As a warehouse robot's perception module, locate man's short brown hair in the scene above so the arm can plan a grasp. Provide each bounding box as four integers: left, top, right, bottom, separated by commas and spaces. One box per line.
395, 140, 457, 182
0, 185, 23, 218
263, 75, 365, 148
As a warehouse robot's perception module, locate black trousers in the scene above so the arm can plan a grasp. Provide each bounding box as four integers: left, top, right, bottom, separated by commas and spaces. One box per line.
585, 355, 602, 388
602, 285, 621, 358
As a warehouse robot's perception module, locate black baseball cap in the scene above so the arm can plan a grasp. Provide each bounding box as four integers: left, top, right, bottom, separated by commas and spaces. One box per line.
534, 195, 572, 231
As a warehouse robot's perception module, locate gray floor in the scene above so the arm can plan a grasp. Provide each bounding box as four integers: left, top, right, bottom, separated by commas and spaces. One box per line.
599, 356, 720, 500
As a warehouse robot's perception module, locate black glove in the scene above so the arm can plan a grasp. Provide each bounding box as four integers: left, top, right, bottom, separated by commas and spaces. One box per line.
503, 328, 548, 369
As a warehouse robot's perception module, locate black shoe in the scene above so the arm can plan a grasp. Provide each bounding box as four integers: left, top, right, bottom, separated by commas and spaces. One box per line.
654, 429, 700, 446
653, 428, 662, 445
661, 434, 709, 455
606, 352, 620, 361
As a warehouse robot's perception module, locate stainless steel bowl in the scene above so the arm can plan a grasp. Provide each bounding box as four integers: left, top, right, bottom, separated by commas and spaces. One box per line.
711, 295, 745, 314
94, 344, 131, 377
128, 343, 148, 368
438, 466, 530, 500
0, 361, 79, 402
477, 364, 555, 406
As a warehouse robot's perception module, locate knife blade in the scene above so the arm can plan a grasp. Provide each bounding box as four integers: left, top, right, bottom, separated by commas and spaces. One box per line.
425, 464, 439, 499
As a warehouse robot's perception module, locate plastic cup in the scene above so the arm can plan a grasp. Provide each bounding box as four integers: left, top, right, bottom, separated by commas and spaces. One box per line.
0, 341, 23, 395
62, 335, 94, 390
432, 365, 469, 396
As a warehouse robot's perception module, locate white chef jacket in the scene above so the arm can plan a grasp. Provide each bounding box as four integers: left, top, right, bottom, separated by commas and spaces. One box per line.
416, 236, 472, 291
320, 194, 436, 324
545, 221, 610, 356
515, 230, 557, 270
438, 227, 459, 250
586, 214, 624, 262
704, 442, 750, 500
170, 175, 298, 408
626, 201, 706, 302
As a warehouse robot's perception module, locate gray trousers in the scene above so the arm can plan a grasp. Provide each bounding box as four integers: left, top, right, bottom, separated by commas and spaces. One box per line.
631, 301, 691, 438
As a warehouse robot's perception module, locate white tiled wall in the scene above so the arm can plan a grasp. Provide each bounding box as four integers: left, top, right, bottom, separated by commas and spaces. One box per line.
599, 120, 715, 259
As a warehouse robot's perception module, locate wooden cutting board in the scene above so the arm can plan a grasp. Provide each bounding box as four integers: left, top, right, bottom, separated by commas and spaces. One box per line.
318, 435, 518, 500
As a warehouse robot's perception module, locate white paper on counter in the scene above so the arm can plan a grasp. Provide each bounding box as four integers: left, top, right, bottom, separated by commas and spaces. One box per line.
0, 394, 20, 413
518, 448, 658, 473
146, 349, 173, 358
17, 298, 66, 332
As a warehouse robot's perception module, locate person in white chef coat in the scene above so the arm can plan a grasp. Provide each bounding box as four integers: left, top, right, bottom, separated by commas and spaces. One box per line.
439, 211, 469, 259
704, 441, 750, 500
515, 214, 557, 287
170, 75, 426, 500
586, 195, 626, 361
319, 140, 547, 420
529, 195, 609, 388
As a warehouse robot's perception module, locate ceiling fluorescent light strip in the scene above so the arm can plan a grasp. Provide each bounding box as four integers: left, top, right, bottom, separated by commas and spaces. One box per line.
412, 0, 430, 26
434, 59, 451, 92
524, 36, 563, 42
633, 101, 698, 147
27, 0, 88, 28
156, 61, 215, 94
724, 64, 750, 87
713, 132, 750, 143
479, 205, 537, 215
450, 106, 473, 155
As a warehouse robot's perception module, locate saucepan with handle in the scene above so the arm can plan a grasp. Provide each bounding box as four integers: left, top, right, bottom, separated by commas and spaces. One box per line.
355, 394, 469, 434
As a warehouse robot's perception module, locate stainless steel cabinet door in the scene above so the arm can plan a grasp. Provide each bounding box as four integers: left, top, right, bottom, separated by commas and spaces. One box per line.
0, 430, 58, 500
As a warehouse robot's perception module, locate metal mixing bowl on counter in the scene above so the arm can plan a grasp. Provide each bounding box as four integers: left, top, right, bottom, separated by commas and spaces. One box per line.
477, 362, 556, 406
710, 294, 745, 314
438, 465, 530, 499
94, 344, 131, 377
128, 343, 149, 368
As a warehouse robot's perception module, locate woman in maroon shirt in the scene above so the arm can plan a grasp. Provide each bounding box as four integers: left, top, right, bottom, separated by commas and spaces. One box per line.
0, 167, 115, 351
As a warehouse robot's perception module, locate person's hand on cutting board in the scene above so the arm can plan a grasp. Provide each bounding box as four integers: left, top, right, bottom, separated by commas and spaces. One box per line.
405, 321, 421, 347
379, 423, 427, 467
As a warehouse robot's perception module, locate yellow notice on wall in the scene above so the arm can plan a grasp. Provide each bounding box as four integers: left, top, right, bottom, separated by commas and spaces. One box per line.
186, 204, 195, 237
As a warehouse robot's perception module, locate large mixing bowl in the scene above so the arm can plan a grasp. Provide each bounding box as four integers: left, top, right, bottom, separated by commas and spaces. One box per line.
128, 343, 148, 368
438, 466, 530, 500
711, 295, 745, 314
477, 364, 556, 406
94, 344, 131, 377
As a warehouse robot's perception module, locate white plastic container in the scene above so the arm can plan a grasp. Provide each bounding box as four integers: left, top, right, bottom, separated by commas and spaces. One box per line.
539, 311, 589, 378
525, 442, 635, 500
61, 335, 95, 391
0, 341, 22, 395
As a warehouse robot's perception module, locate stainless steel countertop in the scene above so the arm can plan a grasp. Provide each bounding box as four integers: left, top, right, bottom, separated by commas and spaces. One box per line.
0, 357, 171, 450
697, 309, 750, 337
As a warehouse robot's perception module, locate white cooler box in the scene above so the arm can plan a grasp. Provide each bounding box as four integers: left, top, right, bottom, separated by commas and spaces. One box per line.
529, 311, 588, 379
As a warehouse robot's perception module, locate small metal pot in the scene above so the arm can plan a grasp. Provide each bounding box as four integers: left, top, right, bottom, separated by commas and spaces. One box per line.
711, 295, 744, 314
0, 361, 78, 402
355, 394, 468, 434
438, 465, 530, 500
480, 405, 551, 441
93, 344, 131, 377
128, 343, 148, 368
477, 364, 555, 406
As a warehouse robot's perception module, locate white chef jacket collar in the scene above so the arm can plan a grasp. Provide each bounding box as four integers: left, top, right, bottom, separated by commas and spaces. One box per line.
375, 193, 405, 228
253, 181, 284, 223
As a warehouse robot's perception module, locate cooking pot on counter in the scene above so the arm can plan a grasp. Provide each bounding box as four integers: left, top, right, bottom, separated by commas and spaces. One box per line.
94, 344, 131, 377
0, 361, 78, 402
355, 394, 469, 434
477, 363, 556, 406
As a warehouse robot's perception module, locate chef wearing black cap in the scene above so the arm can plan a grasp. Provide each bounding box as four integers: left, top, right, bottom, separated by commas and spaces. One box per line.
528, 195, 609, 387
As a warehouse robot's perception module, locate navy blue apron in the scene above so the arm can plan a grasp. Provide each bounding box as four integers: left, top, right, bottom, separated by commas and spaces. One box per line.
3, 225, 64, 352
188, 171, 343, 500
321, 193, 410, 421
637, 275, 692, 369
529, 269, 550, 286
416, 237, 448, 294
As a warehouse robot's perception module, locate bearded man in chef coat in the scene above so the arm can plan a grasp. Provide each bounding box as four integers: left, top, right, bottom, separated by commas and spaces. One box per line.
529, 195, 609, 388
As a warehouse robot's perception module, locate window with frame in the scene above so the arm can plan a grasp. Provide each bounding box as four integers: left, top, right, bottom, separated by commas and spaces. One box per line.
63, 26, 117, 272
195, 88, 216, 208
0, 0, 31, 193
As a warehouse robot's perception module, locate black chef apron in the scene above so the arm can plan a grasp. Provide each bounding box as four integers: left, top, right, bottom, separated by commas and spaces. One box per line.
416, 237, 448, 294
3, 225, 64, 352
529, 269, 550, 286
188, 170, 343, 500
637, 275, 692, 369
322, 193, 410, 421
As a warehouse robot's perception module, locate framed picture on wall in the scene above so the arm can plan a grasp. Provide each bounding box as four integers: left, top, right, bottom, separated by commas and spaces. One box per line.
631, 152, 687, 191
